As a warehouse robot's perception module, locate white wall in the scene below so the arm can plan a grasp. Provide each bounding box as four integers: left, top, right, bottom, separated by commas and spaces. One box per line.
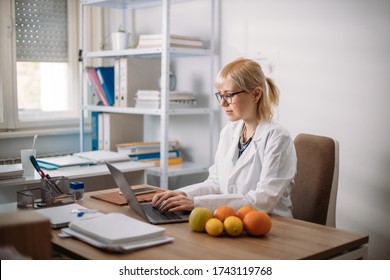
1, 0, 388, 260
220, 0, 390, 259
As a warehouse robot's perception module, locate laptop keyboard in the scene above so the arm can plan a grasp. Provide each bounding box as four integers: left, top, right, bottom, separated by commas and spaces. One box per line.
142, 203, 182, 221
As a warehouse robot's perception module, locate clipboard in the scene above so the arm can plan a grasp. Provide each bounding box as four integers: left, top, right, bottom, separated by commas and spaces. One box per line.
91, 185, 163, 206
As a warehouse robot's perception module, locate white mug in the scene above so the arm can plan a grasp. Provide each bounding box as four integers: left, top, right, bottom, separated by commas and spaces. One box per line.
20, 149, 37, 177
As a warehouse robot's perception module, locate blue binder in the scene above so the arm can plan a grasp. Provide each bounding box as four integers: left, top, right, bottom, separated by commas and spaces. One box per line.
96, 66, 115, 106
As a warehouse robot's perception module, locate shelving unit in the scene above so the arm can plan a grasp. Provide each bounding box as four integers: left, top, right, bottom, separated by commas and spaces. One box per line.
79, 0, 216, 188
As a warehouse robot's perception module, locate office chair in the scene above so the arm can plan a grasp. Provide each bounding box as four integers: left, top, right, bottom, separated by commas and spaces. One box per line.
291, 133, 339, 227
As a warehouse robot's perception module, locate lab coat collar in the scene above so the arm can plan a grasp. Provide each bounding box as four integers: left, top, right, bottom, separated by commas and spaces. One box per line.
228, 120, 271, 178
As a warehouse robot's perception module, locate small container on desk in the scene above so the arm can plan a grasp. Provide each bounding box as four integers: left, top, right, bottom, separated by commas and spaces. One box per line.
17, 176, 73, 208
70, 181, 85, 201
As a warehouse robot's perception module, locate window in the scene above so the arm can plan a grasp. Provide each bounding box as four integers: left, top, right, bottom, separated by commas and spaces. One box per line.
0, 0, 79, 131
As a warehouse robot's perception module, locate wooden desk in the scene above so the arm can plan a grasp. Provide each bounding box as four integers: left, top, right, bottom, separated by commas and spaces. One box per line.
50, 189, 369, 260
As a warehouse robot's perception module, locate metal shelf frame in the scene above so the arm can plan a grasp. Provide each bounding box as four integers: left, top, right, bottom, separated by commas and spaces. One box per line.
79, 0, 216, 188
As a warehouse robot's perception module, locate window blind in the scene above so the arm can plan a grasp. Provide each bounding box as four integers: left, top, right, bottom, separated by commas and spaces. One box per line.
15, 0, 68, 62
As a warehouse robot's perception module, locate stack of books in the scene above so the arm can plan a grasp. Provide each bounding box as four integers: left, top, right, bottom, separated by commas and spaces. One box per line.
134, 90, 197, 109
0, 164, 24, 180
116, 141, 183, 166
137, 34, 205, 49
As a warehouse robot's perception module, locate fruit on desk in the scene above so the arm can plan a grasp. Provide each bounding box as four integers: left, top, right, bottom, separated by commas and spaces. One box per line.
205, 218, 224, 237
213, 205, 236, 222
243, 210, 272, 236
189, 207, 213, 232
236, 205, 256, 220
223, 216, 243, 237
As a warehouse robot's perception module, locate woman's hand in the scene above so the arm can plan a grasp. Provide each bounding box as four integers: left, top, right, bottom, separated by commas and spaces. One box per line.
152, 190, 194, 212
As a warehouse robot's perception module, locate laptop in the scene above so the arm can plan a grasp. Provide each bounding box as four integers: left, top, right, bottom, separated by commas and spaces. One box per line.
106, 162, 190, 224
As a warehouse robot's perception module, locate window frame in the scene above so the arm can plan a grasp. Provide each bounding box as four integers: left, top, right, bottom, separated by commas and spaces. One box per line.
0, 0, 80, 132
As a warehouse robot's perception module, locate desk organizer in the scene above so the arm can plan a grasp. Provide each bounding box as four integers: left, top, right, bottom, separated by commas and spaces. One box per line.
17, 176, 73, 208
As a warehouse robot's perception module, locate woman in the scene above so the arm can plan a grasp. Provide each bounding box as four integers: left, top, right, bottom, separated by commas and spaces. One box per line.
152, 57, 297, 217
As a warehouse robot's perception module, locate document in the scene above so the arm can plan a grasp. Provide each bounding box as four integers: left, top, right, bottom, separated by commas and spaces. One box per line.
36, 203, 102, 229
62, 212, 173, 252
0, 164, 24, 179
73, 150, 129, 164
36, 155, 96, 168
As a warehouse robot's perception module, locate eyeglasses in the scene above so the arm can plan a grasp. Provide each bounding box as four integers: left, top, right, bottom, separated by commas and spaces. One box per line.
214, 90, 245, 104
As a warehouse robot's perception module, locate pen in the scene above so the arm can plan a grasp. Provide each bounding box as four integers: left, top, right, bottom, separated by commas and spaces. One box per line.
71, 209, 98, 217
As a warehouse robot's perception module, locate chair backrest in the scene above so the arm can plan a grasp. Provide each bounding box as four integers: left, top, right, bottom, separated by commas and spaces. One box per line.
292, 133, 339, 227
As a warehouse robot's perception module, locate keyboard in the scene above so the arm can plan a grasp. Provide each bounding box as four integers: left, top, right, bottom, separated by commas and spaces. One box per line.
142, 203, 182, 221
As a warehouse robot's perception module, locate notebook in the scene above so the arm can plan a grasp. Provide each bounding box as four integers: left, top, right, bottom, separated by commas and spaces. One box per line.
62, 212, 173, 252
91, 185, 163, 205
37, 155, 96, 169
36, 203, 102, 229
106, 162, 190, 224
73, 150, 130, 164
0, 164, 24, 179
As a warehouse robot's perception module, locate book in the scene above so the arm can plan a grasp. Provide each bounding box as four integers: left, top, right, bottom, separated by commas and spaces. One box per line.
114, 58, 120, 107
136, 90, 196, 100
85, 74, 102, 106
139, 34, 201, 41
62, 212, 173, 252
142, 156, 183, 166
135, 90, 197, 109
137, 42, 205, 49
73, 150, 130, 164
0, 164, 24, 179
91, 111, 99, 150
36, 203, 102, 229
86, 67, 109, 106
129, 150, 180, 161
98, 112, 104, 150
134, 99, 197, 109
137, 34, 204, 49
116, 140, 180, 156
37, 155, 96, 168
138, 38, 204, 48
96, 66, 115, 106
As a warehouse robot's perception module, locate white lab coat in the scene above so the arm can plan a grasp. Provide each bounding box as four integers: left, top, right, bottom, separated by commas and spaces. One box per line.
179, 119, 297, 217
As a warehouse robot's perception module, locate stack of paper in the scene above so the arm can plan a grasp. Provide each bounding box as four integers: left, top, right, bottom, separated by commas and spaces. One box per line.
116, 140, 182, 166
36, 151, 130, 170
137, 34, 205, 49
73, 150, 130, 164
0, 164, 24, 179
36, 155, 96, 170
135, 90, 197, 109
62, 212, 173, 252
36, 203, 102, 229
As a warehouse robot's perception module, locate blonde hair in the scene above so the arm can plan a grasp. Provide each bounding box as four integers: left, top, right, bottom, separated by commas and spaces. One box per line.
215, 57, 279, 121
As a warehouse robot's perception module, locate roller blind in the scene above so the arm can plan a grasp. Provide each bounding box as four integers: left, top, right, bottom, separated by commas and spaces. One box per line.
15, 0, 68, 62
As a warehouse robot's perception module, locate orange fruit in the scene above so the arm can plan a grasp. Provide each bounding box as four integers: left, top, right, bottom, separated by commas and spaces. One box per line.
189, 207, 213, 232
243, 210, 272, 236
205, 218, 224, 237
236, 205, 256, 220
223, 216, 243, 237
213, 205, 236, 222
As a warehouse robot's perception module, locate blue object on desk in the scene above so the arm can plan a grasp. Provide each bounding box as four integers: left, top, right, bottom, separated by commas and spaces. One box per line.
37, 161, 59, 170
70, 181, 85, 201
